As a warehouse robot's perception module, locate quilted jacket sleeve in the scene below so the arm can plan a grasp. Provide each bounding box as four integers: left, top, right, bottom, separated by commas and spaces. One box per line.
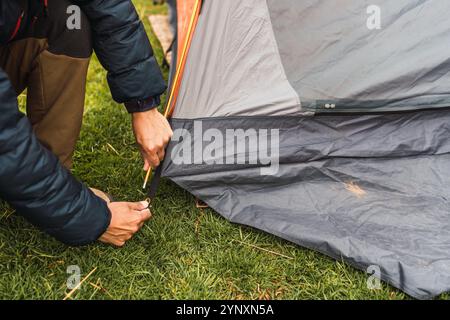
0, 69, 111, 246
0, 1, 21, 44
73, 0, 167, 111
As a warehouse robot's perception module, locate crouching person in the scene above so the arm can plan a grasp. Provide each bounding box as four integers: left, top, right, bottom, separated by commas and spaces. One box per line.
0, 0, 173, 246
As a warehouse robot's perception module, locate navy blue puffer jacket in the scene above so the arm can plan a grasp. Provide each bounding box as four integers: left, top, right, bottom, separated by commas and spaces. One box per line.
0, 69, 111, 246
72, 0, 167, 107
0, 0, 166, 245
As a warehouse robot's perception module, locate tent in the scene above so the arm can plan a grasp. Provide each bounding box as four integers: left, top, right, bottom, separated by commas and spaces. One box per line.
156, 0, 450, 299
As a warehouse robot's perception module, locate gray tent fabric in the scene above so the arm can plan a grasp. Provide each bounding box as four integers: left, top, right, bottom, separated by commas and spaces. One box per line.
173, 0, 302, 118
267, 0, 450, 113
163, 0, 450, 299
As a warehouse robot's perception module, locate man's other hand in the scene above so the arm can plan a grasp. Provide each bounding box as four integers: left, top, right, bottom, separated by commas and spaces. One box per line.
132, 109, 173, 170
99, 201, 152, 247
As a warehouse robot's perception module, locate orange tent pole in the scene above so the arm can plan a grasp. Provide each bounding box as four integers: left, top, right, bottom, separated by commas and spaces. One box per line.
143, 0, 202, 190
164, 0, 202, 118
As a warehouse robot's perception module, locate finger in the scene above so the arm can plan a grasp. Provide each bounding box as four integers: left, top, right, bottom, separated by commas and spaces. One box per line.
113, 240, 126, 247
145, 151, 161, 168
143, 158, 150, 171
127, 218, 144, 234
157, 149, 165, 161
129, 201, 149, 211
122, 234, 133, 241
150, 158, 160, 168
138, 208, 152, 222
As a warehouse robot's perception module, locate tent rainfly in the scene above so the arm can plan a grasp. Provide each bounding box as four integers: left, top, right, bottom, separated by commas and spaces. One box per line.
155, 0, 450, 299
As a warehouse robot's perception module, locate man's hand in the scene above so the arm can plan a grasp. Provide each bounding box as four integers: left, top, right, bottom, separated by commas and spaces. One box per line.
99, 201, 152, 247
132, 109, 173, 170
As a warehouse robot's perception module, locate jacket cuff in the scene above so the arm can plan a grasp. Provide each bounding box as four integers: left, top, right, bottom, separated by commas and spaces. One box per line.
124, 96, 161, 113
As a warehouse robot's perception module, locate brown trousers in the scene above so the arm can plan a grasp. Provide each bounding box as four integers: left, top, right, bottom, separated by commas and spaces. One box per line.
0, 0, 93, 168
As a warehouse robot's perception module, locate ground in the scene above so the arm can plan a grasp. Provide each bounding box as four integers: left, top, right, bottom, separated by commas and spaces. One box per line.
0, 1, 446, 300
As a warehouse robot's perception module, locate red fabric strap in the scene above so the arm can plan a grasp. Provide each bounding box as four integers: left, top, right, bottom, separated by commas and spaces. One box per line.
9, 11, 24, 42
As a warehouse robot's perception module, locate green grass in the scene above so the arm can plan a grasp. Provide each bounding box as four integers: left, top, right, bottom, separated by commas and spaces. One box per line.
0, 1, 446, 300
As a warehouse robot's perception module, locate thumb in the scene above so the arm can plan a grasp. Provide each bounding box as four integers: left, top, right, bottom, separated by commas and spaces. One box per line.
143, 159, 150, 171
139, 208, 152, 222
